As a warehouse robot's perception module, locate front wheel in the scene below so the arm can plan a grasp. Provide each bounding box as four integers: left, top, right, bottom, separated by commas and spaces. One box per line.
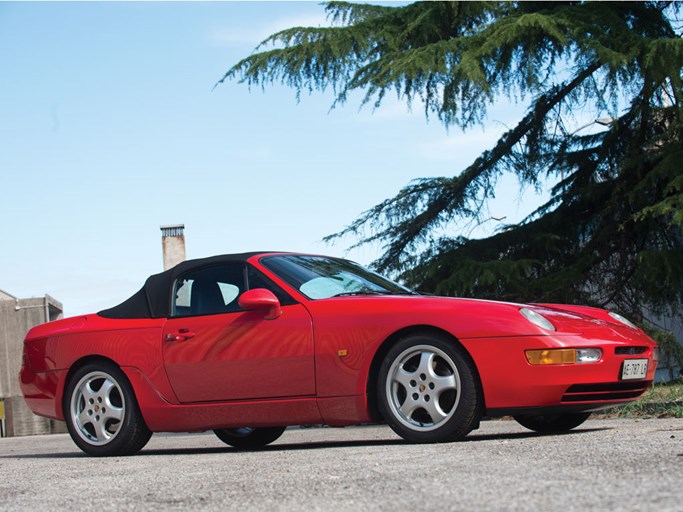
377, 333, 481, 443
514, 412, 592, 433
64, 362, 152, 456
213, 426, 286, 449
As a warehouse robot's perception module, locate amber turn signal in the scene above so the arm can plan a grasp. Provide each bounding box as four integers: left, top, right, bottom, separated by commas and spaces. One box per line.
525, 349, 577, 365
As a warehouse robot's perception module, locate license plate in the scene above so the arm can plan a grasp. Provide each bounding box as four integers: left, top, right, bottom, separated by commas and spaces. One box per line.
621, 359, 648, 380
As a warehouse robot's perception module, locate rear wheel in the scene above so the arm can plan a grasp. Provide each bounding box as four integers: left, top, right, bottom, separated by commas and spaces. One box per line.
64, 362, 151, 456
514, 412, 592, 433
377, 333, 481, 443
213, 426, 286, 449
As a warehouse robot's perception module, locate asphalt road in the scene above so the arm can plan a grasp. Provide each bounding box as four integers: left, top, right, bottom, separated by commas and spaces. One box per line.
1, 418, 682, 511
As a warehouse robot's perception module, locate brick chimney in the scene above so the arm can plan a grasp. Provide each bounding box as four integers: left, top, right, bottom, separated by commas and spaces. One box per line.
160, 224, 186, 270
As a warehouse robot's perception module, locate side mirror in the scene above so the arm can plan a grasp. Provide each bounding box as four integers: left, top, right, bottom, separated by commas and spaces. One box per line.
238, 288, 282, 320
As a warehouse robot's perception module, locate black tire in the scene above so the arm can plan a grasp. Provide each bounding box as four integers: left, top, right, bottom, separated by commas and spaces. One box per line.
64, 361, 152, 456
377, 333, 481, 443
514, 412, 592, 433
213, 426, 286, 449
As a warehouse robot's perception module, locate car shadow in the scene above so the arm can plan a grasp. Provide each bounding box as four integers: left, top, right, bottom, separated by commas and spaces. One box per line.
0, 426, 610, 459
142, 438, 408, 456
462, 426, 609, 442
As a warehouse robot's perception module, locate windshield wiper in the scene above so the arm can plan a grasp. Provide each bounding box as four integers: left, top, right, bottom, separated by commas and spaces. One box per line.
332, 290, 418, 297
332, 290, 386, 297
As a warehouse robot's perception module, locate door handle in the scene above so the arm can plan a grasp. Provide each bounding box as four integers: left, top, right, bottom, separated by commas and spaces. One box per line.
165, 329, 195, 342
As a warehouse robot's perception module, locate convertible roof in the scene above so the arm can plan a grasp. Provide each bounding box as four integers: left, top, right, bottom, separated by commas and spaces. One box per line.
98, 252, 275, 319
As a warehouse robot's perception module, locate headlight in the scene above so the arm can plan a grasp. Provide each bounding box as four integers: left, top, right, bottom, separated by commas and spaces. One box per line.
520, 308, 555, 331
608, 311, 638, 330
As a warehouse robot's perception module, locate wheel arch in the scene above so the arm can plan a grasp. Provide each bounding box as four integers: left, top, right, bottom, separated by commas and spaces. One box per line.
365, 325, 485, 423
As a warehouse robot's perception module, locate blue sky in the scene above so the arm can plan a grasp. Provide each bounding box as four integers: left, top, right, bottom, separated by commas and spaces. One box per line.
1, 1, 545, 316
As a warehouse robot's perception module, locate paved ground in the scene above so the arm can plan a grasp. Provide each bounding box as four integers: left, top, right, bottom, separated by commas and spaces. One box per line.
1, 418, 682, 511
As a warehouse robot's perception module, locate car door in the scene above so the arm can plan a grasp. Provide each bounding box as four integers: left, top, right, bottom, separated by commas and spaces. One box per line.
161, 262, 315, 403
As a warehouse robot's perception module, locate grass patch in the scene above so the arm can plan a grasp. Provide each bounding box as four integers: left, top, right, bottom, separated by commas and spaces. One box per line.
595, 381, 683, 418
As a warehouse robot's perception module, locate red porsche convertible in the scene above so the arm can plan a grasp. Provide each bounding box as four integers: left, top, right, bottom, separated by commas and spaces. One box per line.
20, 252, 658, 456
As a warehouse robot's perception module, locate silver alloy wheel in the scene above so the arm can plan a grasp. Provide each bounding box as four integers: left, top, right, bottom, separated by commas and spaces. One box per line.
70, 370, 125, 446
385, 344, 461, 432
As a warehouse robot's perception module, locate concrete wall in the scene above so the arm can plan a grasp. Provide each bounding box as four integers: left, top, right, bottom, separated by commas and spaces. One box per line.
0, 294, 67, 436
1, 298, 43, 397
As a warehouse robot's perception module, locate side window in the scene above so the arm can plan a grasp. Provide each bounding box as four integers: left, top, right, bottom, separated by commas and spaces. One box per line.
247, 265, 297, 306
172, 263, 246, 317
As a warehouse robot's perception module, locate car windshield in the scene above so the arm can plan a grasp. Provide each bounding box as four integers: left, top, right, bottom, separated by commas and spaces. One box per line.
260, 254, 416, 300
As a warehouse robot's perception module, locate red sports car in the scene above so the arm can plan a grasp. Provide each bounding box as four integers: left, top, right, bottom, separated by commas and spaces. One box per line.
20, 252, 658, 456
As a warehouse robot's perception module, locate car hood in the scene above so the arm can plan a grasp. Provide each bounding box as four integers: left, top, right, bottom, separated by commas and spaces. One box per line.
312, 294, 646, 340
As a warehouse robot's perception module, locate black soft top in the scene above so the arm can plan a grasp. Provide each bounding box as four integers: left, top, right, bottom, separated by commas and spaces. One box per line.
98, 252, 273, 319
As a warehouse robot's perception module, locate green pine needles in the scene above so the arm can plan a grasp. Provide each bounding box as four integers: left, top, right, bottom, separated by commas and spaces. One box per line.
223, 1, 683, 364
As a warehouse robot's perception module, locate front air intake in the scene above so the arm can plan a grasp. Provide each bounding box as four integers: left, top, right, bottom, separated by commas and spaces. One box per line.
561, 381, 651, 402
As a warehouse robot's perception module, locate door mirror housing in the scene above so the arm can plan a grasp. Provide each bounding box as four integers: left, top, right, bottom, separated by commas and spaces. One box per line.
238, 288, 282, 320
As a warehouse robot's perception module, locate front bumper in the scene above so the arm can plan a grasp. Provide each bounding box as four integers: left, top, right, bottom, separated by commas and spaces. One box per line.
462, 333, 657, 414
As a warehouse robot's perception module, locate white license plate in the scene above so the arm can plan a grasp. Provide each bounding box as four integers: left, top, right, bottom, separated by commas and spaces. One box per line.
621, 359, 648, 380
